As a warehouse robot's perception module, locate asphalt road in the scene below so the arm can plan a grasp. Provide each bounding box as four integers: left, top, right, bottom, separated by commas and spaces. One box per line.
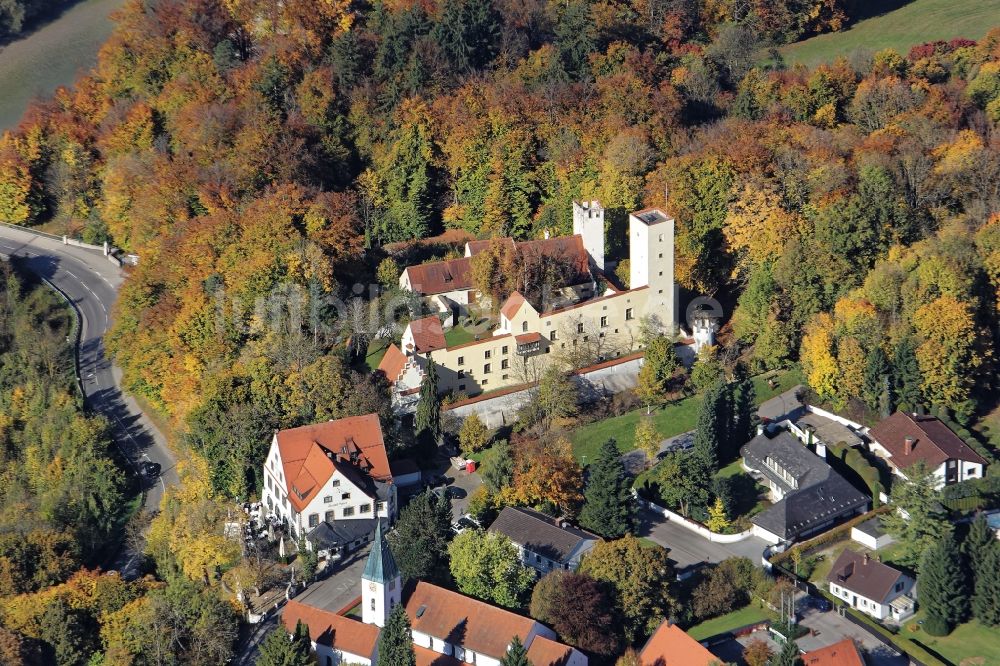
0, 226, 177, 519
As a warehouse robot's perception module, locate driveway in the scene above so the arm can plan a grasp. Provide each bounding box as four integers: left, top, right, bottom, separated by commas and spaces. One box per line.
796, 604, 907, 666
637, 508, 771, 572
292, 544, 371, 613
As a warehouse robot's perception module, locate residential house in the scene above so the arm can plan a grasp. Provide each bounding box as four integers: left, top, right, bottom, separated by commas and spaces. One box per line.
869, 412, 987, 489
827, 549, 916, 622
741, 428, 870, 544
282, 523, 587, 666
638, 621, 719, 666
384, 201, 678, 407
802, 638, 866, 666
487, 506, 601, 574
261, 414, 396, 557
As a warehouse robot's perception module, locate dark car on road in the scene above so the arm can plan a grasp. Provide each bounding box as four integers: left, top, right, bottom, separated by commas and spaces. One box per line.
141, 461, 161, 478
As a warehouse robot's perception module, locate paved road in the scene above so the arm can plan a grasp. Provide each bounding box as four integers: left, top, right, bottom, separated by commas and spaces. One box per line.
0, 226, 177, 521
638, 508, 771, 572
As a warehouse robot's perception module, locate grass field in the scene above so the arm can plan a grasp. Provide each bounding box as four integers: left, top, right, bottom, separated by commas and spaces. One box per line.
0, 0, 125, 130
899, 611, 1000, 665
781, 0, 1000, 69
569, 367, 803, 464
686, 605, 773, 641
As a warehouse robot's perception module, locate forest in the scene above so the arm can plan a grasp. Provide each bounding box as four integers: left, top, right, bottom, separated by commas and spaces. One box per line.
0, 0, 999, 661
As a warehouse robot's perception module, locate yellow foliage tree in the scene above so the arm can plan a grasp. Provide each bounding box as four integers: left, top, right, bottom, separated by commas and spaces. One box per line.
912, 295, 984, 416
724, 180, 797, 279
634, 417, 660, 465
706, 497, 729, 533
801, 313, 838, 402
836, 336, 865, 407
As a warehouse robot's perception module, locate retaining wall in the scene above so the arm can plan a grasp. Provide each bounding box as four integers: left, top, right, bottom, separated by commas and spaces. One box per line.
633, 491, 755, 543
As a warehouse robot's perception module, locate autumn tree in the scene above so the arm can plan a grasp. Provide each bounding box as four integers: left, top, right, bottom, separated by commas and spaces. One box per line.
529, 571, 620, 655
511, 436, 583, 515
448, 530, 535, 608
458, 413, 491, 456
634, 417, 660, 464
742, 639, 772, 666
913, 295, 983, 420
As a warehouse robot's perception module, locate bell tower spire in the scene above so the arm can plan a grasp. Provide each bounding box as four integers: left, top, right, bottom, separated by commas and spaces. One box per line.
362, 520, 401, 627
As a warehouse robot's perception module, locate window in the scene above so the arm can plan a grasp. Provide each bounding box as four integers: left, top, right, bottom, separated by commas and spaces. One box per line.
342, 492, 351, 500
549, 330, 557, 341
895, 582, 904, 592
458, 370, 465, 378
331, 479, 340, 488
600, 316, 608, 328
658, 233, 663, 242
522, 321, 528, 332
626, 308, 633, 320
325, 510, 335, 522
502, 345, 508, 355
501, 359, 509, 370
502, 374, 509, 379
485, 350, 491, 359
371, 599, 375, 611
360, 504, 371, 513
459, 384, 466, 391
482, 379, 488, 385
658, 253, 663, 259
458, 356, 464, 366
484, 363, 491, 374
323, 495, 332, 504
343, 507, 355, 517
376, 501, 385, 512
658, 271, 663, 276
658, 289, 663, 294
577, 322, 584, 334
308, 514, 319, 527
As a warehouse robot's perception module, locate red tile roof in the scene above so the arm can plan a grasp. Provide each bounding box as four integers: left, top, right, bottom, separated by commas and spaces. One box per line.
525, 635, 574, 666
803, 638, 865, 666
466, 238, 516, 256
403, 257, 473, 295
281, 600, 378, 660
500, 292, 529, 320
639, 622, 718, 666
468, 235, 590, 284
407, 316, 447, 353
870, 411, 987, 469
515, 331, 542, 345
414, 645, 462, 666
404, 581, 544, 660
377, 343, 408, 384
275, 415, 391, 512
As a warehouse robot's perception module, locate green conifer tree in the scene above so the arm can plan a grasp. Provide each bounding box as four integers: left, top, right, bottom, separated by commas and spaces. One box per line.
693, 382, 728, 473
892, 337, 923, 412
377, 605, 416, 666
257, 620, 313, 666
415, 359, 442, 445
863, 346, 891, 416
580, 438, 634, 538
972, 542, 1000, 626
919, 536, 969, 636
770, 637, 800, 666
500, 635, 531, 666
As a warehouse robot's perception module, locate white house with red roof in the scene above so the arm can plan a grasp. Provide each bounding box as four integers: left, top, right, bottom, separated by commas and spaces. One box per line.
261, 414, 397, 556
279, 524, 587, 666
868, 411, 987, 489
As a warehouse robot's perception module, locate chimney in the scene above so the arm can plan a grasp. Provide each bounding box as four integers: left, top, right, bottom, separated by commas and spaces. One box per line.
863, 552, 870, 565
904, 437, 914, 455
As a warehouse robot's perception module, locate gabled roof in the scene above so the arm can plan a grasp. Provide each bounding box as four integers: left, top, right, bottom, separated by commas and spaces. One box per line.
281, 600, 379, 660
308, 517, 385, 550
403, 256, 473, 295
363, 520, 400, 585
802, 639, 865, 666
466, 238, 516, 256
488, 506, 600, 564
525, 635, 575, 666
403, 581, 547, 659
638, 621, 718, 666
742, 429, 869, 540
377, 343, 408, 383
407, 315, 447, 353
414, 645, 463, 666
517, 235, 591, 283
275, 415, 391, 512
827, 549, 906, 603
869, 411, 987, 469
500, 292, 531, 320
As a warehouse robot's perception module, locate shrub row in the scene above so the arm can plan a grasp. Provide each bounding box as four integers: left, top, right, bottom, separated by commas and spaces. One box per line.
769, 506, 893, 567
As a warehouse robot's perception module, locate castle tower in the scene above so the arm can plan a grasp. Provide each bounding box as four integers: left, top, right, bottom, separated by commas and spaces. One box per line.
629, 208, 677, 333
572, 200, 605, 272
362, 521, 401, 627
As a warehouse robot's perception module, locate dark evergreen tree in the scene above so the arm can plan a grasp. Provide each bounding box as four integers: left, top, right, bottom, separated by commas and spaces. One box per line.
387, 490, 453, 583
862, 346, 891, 416
919, 536, 969, 636
730, 363, 757, 455
579, 438, 634, 538
555, 1, 595, 79
972, 542, 1000, 626
693, 381, 728, 472
257, 620, 313, 666
964, 512, 995, 576
432, 0, 501, 72
377, 605, 416, 666
415, 359, 442, 445
770, 637, 800, 666
499, 635, 530, 666
893, 337, 923, 412
482, 438, 514, 494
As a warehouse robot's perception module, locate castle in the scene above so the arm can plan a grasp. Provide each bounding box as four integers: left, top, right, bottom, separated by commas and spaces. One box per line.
378, 201, 679, 407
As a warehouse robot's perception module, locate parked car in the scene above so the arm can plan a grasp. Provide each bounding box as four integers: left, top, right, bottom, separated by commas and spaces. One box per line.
451, 514, 480, 534
141, 461, 161, 477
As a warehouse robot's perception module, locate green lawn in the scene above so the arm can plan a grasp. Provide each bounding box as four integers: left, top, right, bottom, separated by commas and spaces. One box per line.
686, 605, 773, 641
781, 0, 1000, 69
570, 367, 803, 464
897, 611, 1000, 665
365, 339, 390, 371
444, 325, 475, 347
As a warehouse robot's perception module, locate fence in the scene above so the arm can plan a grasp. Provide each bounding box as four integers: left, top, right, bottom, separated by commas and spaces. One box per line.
0, 222, 129, 267
633, 491, 755, 543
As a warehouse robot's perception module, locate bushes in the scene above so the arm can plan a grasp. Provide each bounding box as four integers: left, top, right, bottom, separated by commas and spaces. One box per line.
770, 507, 892, 568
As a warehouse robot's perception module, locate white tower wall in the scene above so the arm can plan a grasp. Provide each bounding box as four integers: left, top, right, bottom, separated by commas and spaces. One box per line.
629, 209, 676, 334
572, 200, 605, 271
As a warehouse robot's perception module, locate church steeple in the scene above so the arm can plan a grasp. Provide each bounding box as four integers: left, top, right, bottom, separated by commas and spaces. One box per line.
362, 520, 401, 627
